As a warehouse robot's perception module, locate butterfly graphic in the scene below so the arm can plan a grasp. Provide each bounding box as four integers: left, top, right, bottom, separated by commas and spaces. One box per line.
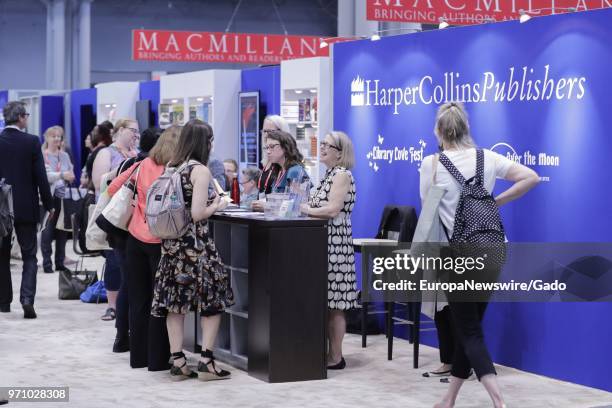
377, 134, 384, 145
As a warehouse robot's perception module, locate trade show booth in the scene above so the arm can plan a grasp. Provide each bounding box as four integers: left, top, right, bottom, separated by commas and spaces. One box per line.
159, 69, 241, 163
332, 7, 612, 392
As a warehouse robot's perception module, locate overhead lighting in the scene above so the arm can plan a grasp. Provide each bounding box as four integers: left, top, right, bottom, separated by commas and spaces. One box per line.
295, 90, 303, 94
370, 33, 381, 41
310, 89, 317, 93
519, 9, 531, 23
104, 104, 111, 108
196, 97, 204, 102
319, 40, 329, 49
171, 99, 179, 103
438, 17, 449, 29
111, 104, 117, 108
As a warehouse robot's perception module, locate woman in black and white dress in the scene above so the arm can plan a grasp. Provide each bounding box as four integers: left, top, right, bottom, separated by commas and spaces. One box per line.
301, 131, 357, 370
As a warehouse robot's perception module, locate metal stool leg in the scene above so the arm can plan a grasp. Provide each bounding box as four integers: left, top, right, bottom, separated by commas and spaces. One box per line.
387, 302, 394, 360
361, 301, 368, 348
413, 302, 421, 369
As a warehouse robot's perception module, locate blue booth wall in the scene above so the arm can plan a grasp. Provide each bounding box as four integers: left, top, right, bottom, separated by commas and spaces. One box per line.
0, 90, 8, 130
139, 80, 160, 127
40, 95, 65, 139
332, 9, 612, 392
70, 88, 97, 178
241, 66, 281, 117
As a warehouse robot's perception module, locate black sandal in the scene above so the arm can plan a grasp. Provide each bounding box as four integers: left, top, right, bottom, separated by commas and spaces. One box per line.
423, 369, 451, 378
100, 308, 115, 321
170, 351, 197, 380
197, 349, 231, 381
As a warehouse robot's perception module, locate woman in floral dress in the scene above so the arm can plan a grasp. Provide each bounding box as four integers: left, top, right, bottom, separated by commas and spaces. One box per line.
151, 119, 234, 381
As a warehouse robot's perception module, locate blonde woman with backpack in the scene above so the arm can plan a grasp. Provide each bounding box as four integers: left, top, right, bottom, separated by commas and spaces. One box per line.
151, 119, 234, 381
420, 102, 539, 408
107, 126, 180, 370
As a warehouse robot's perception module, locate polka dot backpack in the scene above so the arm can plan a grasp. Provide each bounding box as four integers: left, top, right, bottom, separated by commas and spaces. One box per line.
438, 149, 506, 268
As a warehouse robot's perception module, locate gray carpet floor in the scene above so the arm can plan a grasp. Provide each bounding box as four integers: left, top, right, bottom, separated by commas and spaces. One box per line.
0, 245, 611, 408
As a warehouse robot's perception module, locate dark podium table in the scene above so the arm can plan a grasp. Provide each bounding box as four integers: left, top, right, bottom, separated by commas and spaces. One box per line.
186, 211, 329, 383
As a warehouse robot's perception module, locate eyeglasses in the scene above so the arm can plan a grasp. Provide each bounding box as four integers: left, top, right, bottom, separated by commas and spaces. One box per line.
320, 141, 341, 151
126, 127, 140, 136
264, 143, 281, 151
260, 129, 276, 136
22, 113, 30, 118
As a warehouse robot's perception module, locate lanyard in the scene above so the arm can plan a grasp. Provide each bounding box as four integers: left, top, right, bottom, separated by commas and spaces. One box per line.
43, 151, 61, 172
273, 168, 286, 189
258, 164, 286, 192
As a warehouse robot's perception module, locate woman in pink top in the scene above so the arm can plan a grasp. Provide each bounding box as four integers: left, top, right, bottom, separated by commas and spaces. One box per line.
108, 126, 180, 371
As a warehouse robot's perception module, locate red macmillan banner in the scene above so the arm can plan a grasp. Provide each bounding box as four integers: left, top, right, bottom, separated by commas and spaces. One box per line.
132, 30, 329, 64
366, 0, 612, 25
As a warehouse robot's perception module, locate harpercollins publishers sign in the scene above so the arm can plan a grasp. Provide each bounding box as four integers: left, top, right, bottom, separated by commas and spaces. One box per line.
132, 30, 329, 64
366, 0, 612, 25
350, 65, 587, 113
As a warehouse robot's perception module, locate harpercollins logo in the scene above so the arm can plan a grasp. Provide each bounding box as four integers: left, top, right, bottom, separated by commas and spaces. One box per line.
349, 66, 586, 113
351, 76, 365, 106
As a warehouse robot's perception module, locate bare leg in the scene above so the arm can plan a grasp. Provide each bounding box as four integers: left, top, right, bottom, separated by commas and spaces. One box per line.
480, 374, 505, 408
434, 376, 465, 408
166, 312, 185, 353
107, 290, 118, 310
166, 312, 190, 374
200, 314, 221, 364
328, 309, 346, 365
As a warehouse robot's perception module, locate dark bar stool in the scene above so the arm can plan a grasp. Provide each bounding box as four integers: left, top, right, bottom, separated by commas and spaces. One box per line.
354, 205, 432, 367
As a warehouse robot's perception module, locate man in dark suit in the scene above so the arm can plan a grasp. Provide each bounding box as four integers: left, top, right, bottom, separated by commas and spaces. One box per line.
0, 101, 53, 318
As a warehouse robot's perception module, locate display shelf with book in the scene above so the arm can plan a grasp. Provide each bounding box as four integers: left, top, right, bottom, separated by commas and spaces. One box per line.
159, 69, 240, 165
281, 57, 331, 187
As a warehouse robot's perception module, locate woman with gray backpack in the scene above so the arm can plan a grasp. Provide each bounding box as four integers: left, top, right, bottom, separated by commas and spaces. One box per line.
420, 102, 540, 408
149, 119, 234, 381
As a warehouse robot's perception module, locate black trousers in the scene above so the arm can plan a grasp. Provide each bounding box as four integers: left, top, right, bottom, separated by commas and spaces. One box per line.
448, 301, 496, 380
0, 223, 38, 306
114, 247, 129, 337
40, 197, 67, 271
125, 234, 169, 371
434, 306, 454, 365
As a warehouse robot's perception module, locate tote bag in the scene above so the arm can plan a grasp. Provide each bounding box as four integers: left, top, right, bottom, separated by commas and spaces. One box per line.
98, 165, 140, 232
412, 154, 450, 319
85, 191, 112, 251
57, 187, 86, 232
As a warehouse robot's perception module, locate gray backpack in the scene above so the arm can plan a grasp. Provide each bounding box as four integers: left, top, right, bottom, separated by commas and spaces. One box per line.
145, 160, 197, 240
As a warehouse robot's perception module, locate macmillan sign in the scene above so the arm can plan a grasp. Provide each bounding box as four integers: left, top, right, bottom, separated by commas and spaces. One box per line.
132, 30, 329, 64
367, 0, 612, 25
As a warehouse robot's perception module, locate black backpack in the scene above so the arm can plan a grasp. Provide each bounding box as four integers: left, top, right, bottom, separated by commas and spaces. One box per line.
438, 149, 506, 267
0, 178, 14, 242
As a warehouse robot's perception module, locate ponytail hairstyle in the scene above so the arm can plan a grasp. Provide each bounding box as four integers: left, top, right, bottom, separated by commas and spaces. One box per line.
433, 102, 476, 150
